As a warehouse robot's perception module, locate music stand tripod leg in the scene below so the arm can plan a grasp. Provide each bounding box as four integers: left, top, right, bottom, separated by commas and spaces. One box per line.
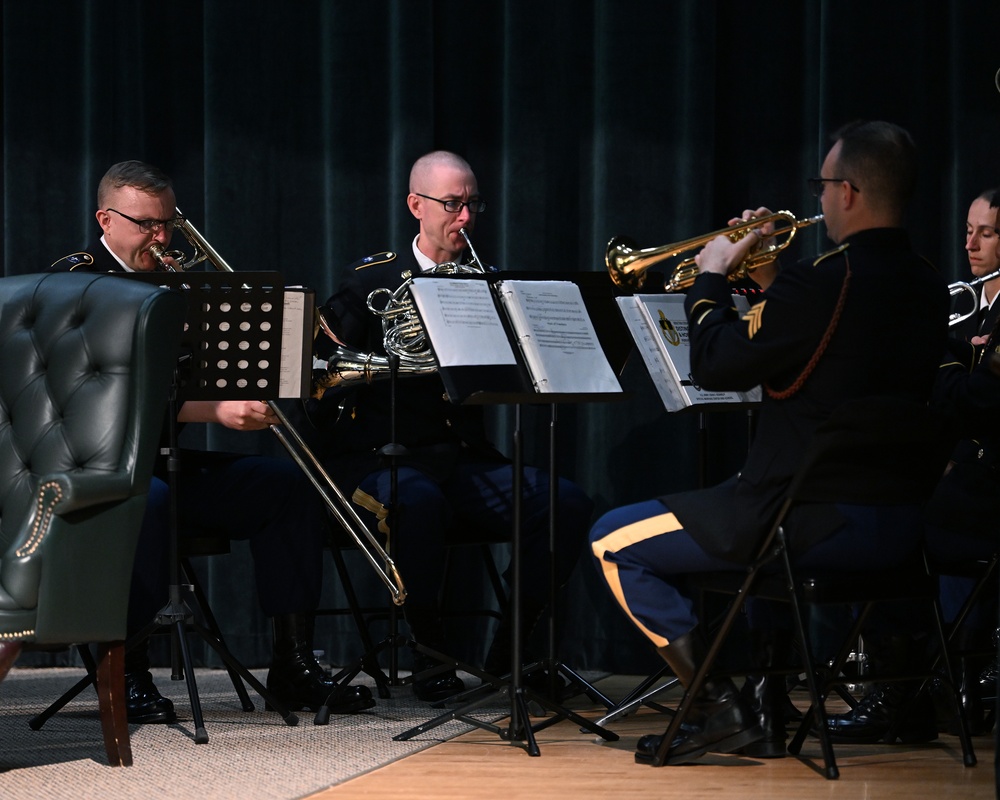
394, 405, 619, 752
182, 557, 255, 712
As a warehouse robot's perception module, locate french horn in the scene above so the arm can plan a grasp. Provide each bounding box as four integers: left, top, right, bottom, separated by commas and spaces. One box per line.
311, 227, 488, 395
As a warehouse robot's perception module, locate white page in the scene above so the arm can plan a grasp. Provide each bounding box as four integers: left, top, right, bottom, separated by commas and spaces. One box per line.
278, 288, 308, 398
498, 280, 621, 393
408, 277, 518, 367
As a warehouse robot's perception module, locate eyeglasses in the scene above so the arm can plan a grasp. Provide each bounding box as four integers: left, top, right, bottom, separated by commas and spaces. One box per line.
413, 193, 487, 214
106, 208, 185, 233
806, 177, 860, 198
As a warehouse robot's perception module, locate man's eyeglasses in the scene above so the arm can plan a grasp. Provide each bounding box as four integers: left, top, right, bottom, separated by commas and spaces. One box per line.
413, 193, 487, 214
806, 177, 861, 198
107, 208, 185, 233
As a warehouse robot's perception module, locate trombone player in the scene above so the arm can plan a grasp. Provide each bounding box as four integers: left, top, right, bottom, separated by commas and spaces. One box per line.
309, 151, 593, 701
589, 121, 950, 765
49, 160, 376, 723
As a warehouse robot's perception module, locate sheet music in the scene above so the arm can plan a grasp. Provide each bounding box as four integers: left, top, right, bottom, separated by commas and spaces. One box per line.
279, 287, 313, 398
618, 294, 760, 410
408, 277, 518, 367
497, 280, 621, 394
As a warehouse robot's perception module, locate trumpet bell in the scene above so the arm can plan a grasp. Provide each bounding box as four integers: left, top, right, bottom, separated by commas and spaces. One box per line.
606, 236, 646, 290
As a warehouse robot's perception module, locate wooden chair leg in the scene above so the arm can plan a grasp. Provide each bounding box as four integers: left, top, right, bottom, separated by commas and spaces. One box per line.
0, 640, 23, 683
95, 641, 133, 767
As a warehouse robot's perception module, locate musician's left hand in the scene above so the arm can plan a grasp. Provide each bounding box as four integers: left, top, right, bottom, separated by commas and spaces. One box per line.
696, 206, 775, 277
179, 399, 278, 431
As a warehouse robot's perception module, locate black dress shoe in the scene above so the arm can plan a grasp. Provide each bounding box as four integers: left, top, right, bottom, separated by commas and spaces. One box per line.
125, 669, 178, 725
409, 647, 466, 702
824, 683, 937, 744
635, 681, 763, 765
413, 671, 466, 702
267, 649, 375, 713
521, 667, 572, 701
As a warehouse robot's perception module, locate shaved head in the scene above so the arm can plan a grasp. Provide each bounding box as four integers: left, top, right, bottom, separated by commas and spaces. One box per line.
409, 151, 475, 193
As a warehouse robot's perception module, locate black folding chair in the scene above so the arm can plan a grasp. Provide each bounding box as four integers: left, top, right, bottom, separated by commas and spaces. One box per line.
646, 396, 977, 779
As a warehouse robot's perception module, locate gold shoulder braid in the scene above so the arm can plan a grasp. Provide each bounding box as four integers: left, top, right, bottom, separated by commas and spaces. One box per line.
351, 251, 396, 271
764, 251, 852, 400
50, 252, 94, 271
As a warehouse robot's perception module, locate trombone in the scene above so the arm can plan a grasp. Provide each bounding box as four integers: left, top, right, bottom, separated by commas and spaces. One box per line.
948, 267, 1000, 327
150, 212, 407, 605
606, 211, 824, 292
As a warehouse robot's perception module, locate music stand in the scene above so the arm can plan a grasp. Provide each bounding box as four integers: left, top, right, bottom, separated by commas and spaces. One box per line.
31, 271, 303, 743
391, 272, 628, 755
323, 349, 501, 710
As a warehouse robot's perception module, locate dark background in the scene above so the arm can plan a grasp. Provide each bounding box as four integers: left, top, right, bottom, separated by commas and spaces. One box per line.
3, 1, 998, 674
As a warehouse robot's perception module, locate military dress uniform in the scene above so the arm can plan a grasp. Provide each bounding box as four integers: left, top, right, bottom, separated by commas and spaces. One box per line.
309, 248, 593, 668
590, 227, 950, 647
48, 243, 329, 635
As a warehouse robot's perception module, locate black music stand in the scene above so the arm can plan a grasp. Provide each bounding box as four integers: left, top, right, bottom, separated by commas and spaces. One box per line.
31, 271, 303, 743
322, 350, 502, 712
391, 273, 629, 755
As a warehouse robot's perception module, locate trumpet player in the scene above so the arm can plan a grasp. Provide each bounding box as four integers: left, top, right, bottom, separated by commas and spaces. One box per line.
310, 151, 593, 702
48, 160, 376, 722
589, 121, 950, 765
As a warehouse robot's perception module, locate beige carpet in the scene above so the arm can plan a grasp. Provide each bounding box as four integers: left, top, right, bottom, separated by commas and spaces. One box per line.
0, 666, 510, 800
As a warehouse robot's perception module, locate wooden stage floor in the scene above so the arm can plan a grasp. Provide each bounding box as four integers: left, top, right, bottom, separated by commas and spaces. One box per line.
310, 675, 997, 800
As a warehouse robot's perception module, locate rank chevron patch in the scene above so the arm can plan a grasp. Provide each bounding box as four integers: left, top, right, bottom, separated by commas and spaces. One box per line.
742, 301, 765, 339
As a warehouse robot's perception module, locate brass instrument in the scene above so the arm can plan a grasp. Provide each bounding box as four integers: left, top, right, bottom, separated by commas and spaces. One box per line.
948, 268, 1000, 328
150, 212, 407, 605
606, 211, 825, 293
311, 227, 488, 393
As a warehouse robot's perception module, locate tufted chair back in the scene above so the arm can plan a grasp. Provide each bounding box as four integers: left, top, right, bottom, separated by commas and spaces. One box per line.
0, 270, 185, 635
0, 272, 185, 765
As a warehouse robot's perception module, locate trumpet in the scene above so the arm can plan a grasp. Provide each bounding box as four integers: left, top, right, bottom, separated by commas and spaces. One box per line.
606, 211, 824, 293
948, 268, 1000, 327
151, 213, 407, 605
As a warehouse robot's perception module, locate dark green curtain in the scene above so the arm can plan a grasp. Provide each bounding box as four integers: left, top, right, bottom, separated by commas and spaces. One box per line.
4, 1, 998, 672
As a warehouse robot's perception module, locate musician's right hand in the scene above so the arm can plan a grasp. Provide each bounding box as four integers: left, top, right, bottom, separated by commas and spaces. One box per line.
179, 399, 278, 431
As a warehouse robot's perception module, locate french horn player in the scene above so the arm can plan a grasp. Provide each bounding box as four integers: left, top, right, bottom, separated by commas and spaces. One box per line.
48, 159, 376, 722
307, 150, 593, 702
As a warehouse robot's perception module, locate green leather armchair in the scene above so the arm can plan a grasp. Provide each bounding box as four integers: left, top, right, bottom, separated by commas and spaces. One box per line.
0, 272, 185, 766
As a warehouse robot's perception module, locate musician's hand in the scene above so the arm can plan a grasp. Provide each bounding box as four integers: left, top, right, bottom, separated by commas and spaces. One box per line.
318, 314, 346, 346
750, 261, 780, 291
695, 231, 760, 276
728, 207, 777, 251
178, 399, 278, 431
971, 334, 991, 347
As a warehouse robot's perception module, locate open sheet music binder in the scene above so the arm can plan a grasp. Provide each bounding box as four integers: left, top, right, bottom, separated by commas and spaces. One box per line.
616, 293, 761, 412
406, 272, 628, 405
117, 271, 314, 402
